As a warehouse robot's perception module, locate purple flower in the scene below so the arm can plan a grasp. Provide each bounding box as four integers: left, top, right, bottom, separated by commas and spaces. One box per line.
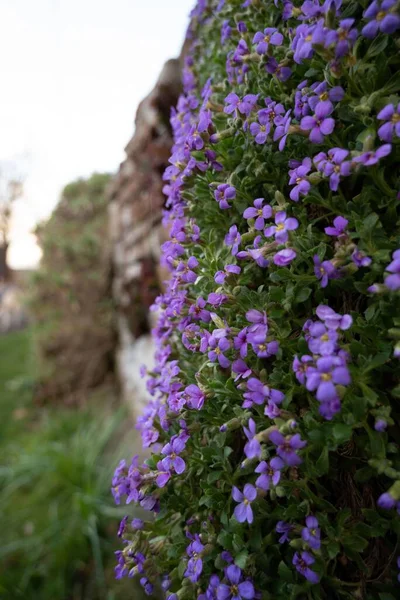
314, 255, 337, 288
276, 521, 292, 543
314, 148, 351, 191
232, 484, 257, 524
269, 431, 307, 466
325, 18, 358, 58
208, 336, 231, 368
224, 93, 240, 115
375, 419, 387, 432
249, 109, 271, 144
354, 144, 392, 166
266, 56, 292, 82
243, 198, 272, 230
378, 103, 400, 142
214, 184, 236, 210
161, 437, 186, 474
377, 491, 396, 509
221, 19, 232, 45
288, 157, 312, 201
273, 248, 297, 266
238, 94, 259, 117
301, 103, 335, 144
132, 518, 144, 530
264, 211, 299, 243
273, 109, 292, 150
243, 418, 262, 459
156, 461, 171, 488
385, 249, 400, 291
315, 305, 353, 330
351, 248, 372, 268
232, 358, 252, 380
362, 0, 400, 38
302, 516, 321, 550
293, 552, 320, 584
293, 355, 313, 384
117, 516, 128, 538
324, 216, 348, 237
308, 82, 344, 114
208, 292, 228, 307
255, 457, 284, 490
215, 264, 241, 284
185, 384, 205, 410
225, 225, 241, 256
217, 565, 255, 600
292, 22, 326, 64
253, 28, 283, 54
246, 309, 268, 338
189, 297, 211, 322
306, 356, 351, 402
308, 321, 338, 355
184, 535, 204, 582
140, 577, 154, 596
252, 339, 279, 358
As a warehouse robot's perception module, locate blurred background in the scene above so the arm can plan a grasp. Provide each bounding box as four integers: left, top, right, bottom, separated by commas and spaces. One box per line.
0, 1, 193, 598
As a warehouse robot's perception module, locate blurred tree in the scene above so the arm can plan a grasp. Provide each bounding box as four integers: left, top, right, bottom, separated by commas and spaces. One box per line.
0, 161, 24, 280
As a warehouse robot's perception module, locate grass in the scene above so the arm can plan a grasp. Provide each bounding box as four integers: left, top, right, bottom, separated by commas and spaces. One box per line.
0, 329, 145, 600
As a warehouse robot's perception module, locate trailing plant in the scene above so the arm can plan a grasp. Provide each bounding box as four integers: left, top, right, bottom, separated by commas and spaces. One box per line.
113, 1, 400, 598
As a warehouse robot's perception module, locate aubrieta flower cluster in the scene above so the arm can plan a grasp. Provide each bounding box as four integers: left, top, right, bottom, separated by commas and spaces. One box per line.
113, 1, 400, 598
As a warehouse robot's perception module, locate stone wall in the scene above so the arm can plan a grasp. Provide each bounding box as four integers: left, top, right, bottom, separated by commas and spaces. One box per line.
109, 59, 181, 415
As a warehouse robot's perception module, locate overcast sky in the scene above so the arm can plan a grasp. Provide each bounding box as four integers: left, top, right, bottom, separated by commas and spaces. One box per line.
0, 0, 193, 268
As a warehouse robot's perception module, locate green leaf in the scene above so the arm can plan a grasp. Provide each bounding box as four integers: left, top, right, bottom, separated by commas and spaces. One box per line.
315, 446, 329, 476
326, 541, 340, 559
332, 424, 353, 445
295, 287, 312, 303
234, 550, 248, 569
365, 35, 388, 59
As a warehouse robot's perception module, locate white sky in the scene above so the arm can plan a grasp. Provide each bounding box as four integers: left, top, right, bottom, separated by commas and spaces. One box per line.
0, 0, 193, 269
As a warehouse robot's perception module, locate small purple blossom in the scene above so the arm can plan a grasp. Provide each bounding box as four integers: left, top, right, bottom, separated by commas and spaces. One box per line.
269, 431, 307, 466
243, 198, 272, 230
362, 0, 400, 38
232, 484, 257, 524
353, 144, 392, 166
384, 249, 400, 291
352, 248, 372, 268
217, 565, 255, 600
324, 216, 348, 237
375, 419, 387, 432
214, 264, 241, 284
293, 552, 320, 584
214, 184, 236, 210
273, 248, 297, 266
301, 103, 335, 144
302, 516, 321, 550
325, 18, 358, 58
253, 28, 283, 54
314, 255, 337, 288
184, 534, 204, 582
377, 103, 400, 142
208, 336, 231, 368
244, 418, 262, 459
264, 211, 299, 243
276, 521, 292, 543
225, 225, 241, 256
306, 356, 351, 402
255, 457, 284, 490
289, 157, 312, 201
161, 437, 186, 474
